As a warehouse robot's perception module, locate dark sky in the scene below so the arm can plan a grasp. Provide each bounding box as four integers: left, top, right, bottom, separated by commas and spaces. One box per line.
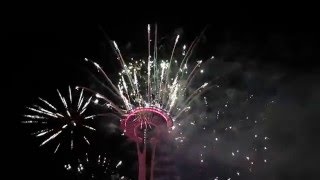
5, 6, 320, 180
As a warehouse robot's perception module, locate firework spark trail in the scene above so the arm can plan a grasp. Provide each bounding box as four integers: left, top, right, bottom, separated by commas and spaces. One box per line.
83, 136, 90, 145
69, 86, 72, 103
164, 34, 180, 92
76, 86, 124, 115
27, 106, 58, 118
33, 104, 63, 118
85, 58, 123, 99
23, 114, 48, 120
38, 97, 57, 111
82, 125, 96, 131
147, 24, 151, 103
112, 41, 137, 99
24, 87, 96, 153
54, 143, 61, 154
80, 96, 93, 115
174, 27, 206, 84
153, 24, 158, 96
40, 130, 62, 146
36, 129, 54, 137
77, 88, 84, 111
185, 60, 203, 87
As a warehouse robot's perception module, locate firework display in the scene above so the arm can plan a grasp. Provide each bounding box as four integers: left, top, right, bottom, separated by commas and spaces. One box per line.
23, 86, 96, 153
23, 24, 272, 180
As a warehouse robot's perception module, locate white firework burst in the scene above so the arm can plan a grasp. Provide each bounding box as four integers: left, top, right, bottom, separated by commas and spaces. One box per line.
23, 86, 96, 153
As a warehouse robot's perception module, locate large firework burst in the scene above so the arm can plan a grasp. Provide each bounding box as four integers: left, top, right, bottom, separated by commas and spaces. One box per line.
78, 24, 211, 135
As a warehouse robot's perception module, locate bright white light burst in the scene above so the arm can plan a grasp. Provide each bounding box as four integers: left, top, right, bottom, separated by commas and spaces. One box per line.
23, 86, 96, 153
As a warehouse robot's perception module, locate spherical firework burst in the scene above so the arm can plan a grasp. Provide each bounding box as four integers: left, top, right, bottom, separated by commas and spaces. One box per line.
23, 86, 96, 153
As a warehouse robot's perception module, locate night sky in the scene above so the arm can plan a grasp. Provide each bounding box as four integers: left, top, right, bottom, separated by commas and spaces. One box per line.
5, 6, 320, 180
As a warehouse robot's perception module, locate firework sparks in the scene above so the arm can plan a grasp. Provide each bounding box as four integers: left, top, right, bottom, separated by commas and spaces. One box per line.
79, 24, 212, 134
85, 25, 274, 178
64, 153, 128, 179
93, 25, 272, 179
22, 24, 274, 180
23, 86, 96, 153
75, 24, 215, 180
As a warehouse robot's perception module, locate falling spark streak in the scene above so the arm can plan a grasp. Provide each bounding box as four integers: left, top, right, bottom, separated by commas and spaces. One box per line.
77, 89, 84, 111
27, 107, 58, 118
71, 139, 74, 150
85, 58, 122, 98
121, 76, 132, 107
33, 105, 57, 117
153, 24, 158, 96
24, 114, 48, 119
163, 35, 180, 102
116, 161, 122, 168
112, 41, 136, 97
36, 129, 54, 137
174, 106, 191, 120
70, 130, 74, 150
22, 120, 47, 124
83, 125, 96, 131
38, 97, 57, 111
78, 87, 124, 115
40, 130, 62, 146
57, 89, 68, 109
54, 143, 60, 154
31, 129, 50, 136
185, 60, 203, 87
84, 113, 121, 119
57, 89, 71, 117
69, 86, 72, 103
178, 82, 209, 111
83, 136, 90, 145
177, 27, 206, 79
84, 115, 96, 120
78, 96, 84, 113
147, 24, 151, 103
80, 96, 92, 115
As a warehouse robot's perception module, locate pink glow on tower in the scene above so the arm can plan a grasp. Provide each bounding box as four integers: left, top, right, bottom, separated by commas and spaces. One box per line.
121, 107, 173, 180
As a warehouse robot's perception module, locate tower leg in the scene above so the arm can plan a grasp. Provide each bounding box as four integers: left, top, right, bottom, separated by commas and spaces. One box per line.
137, 142, 147, 180
150, 142, 157, 180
